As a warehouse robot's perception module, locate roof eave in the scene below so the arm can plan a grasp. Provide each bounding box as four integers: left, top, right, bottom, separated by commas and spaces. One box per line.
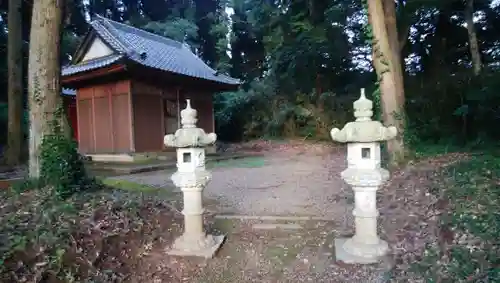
125, 58, 241, 88
61, 63, 127, 87
123, 61, 238, 91
62, 54, 125, 76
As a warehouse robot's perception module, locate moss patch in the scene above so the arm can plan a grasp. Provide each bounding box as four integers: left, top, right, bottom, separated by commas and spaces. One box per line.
101, 178, 160, 192
208, 156, 266, 169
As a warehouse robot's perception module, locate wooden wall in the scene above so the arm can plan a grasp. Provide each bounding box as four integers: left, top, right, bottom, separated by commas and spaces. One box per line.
131, 80, 164, 152
130, 80, 216, 153
76, 77, 217, 154
185, 91, 215, 134
76, 80, 132, 153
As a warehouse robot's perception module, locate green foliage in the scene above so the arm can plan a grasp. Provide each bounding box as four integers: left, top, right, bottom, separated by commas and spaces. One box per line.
39, 108, 97, 199
215, 77, 353, 140
9, 177, 45, 193
405, 71, 500, 145
209, 10, 232, 72
413, 154, 500, 282
215, 0, 369, 141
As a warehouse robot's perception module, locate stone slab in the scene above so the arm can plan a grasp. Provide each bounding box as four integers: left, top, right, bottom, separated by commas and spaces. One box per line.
252, 223, 302, 230
87, 154, 136, 163
93, 154, 258, 175
165, 235, 225, 259
214, 214, 331, 221
334, 238, 387, 265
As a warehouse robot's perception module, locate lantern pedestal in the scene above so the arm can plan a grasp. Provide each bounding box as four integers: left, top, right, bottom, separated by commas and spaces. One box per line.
166, 179, 225, 258
167, 233, 225, 259
335, 170, 389, 264
334, 237, 389, 264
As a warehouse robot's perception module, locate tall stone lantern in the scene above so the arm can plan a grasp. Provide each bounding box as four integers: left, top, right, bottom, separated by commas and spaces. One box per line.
163, 99, 224, 258
330, 89, 397, 264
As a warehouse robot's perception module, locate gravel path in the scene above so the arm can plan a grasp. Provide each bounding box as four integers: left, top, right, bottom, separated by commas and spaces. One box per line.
206, 152, 350, 219
112, 150, 352, 221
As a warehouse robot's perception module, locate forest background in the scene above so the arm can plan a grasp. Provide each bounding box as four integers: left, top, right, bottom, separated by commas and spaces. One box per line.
1, 0, 500, 164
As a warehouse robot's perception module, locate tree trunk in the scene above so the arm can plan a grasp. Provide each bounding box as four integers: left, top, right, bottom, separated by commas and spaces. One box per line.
383, 0, 407, 161
28, 0, 64, 178
5, 0, 24, 166
384, 0, 404, 82
465, 0, 482, 75
368, 0, 407, 166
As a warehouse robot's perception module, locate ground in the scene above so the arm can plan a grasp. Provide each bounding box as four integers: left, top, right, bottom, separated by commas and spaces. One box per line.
0, 140, 489, 282
112, 141, 349, 219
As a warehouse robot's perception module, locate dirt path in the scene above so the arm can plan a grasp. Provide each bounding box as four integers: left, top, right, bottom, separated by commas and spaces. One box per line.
133, 218, 391, 283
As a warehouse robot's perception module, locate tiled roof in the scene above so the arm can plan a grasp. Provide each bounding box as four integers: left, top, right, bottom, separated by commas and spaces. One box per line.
62, 54, 124, 76
62, 15, 240, 86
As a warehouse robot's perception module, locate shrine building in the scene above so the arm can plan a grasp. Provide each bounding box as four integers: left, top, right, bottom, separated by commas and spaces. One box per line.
61, 14, 240, 159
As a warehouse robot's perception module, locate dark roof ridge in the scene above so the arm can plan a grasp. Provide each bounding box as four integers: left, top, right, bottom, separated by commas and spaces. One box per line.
91, 16, 134, 54
93, 14, 184, 50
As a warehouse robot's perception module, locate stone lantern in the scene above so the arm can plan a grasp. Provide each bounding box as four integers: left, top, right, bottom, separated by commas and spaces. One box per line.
330, 89, 397, 264
163, 99, 224, 258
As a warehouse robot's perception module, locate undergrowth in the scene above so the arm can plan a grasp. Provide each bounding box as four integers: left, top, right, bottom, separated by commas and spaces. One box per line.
413, 153, 500, 282
0, 183, 178, 282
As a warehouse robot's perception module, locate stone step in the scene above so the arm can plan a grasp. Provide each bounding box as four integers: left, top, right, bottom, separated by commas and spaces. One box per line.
251, 223, 303, 230
214, 214, 332, 221
89, 153, 259, 175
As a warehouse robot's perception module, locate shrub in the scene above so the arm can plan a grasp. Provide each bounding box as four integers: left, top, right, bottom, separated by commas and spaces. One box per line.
39, 109, 98, 199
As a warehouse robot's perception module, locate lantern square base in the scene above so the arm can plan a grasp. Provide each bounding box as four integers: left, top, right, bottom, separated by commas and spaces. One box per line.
334, 237, 389, 264
166, 234, 225, 259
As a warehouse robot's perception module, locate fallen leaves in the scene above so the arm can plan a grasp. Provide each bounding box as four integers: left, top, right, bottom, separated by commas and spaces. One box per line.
0, 187, 181, 282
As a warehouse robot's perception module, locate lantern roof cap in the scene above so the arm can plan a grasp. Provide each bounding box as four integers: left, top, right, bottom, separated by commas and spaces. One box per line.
164, 99, 217, 148
330, 88, 397, 143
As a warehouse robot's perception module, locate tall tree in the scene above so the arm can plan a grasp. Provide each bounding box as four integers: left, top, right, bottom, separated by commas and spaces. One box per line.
464, 0, 482, 75
368, 0, 407, 165
195, 0, 217, 64
6, 0, 23, 165
27, 0, 65, 177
